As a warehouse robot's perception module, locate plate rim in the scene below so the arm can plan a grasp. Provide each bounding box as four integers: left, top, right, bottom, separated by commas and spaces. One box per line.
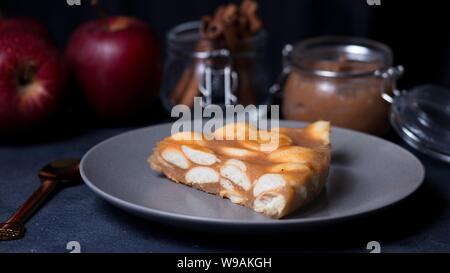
80, 121, 425, 226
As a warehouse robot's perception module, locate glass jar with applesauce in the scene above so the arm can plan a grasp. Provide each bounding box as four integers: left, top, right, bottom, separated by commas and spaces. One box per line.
274, 36, 404, 135
160, 21, 269, 111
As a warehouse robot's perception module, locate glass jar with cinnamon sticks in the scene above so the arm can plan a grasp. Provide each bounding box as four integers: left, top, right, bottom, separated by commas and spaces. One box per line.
160, 1, 269, 111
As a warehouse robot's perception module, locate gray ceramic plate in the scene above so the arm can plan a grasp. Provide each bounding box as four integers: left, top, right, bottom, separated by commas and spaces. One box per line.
80, 121, 425, 232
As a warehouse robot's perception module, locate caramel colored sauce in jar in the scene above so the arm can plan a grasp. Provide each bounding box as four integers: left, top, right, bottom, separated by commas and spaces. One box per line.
281, 37, 398, 136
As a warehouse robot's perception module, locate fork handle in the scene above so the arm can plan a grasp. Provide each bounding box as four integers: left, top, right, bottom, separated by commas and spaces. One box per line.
6, 179, 58, 224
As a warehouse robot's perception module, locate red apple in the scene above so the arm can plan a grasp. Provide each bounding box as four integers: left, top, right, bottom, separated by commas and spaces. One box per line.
0, 17, 52, 43
0, 32, 67, 134
65, 16, 161, 123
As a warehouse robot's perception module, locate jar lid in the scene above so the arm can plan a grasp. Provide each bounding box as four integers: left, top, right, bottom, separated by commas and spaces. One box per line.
290, 36, 393, 78
390, 85, 450, 162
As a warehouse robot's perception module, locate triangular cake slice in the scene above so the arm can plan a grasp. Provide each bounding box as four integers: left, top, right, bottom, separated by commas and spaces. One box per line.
148, 121, 331, 219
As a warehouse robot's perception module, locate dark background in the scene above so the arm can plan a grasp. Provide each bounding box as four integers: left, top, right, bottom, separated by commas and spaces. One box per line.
1, 1, 450, 253
2, 0, 450, 92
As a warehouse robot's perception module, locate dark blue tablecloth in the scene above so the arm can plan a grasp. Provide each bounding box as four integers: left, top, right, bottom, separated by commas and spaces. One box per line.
1, 127, 449, 253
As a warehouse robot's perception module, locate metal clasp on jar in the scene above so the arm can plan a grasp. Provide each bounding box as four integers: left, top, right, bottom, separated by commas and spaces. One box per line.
374, 65, 405, 103
268, 44, 294, 98
194, 49, 238, 107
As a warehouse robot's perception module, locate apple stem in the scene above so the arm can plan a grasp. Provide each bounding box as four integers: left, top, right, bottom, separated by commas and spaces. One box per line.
91, 0, 109, 29
19, 63, 37, 86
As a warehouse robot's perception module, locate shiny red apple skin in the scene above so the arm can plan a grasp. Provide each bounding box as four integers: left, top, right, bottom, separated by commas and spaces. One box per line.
0, 32, 67, 134
0, 18, 52, 43
65, 16, 161, 123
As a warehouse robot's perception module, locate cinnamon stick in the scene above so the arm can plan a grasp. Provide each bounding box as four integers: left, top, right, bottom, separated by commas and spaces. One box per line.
221, 4, 240, 53
170, 65, 195, 105
200, 16, 212, 36
206, 5, 225, 40
179, 65, 201, 107
240, 0, 262, 36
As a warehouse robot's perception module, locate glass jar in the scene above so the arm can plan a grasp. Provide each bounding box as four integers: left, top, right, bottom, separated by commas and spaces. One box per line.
275, 36, 403, 135
160, 21, 270, 111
